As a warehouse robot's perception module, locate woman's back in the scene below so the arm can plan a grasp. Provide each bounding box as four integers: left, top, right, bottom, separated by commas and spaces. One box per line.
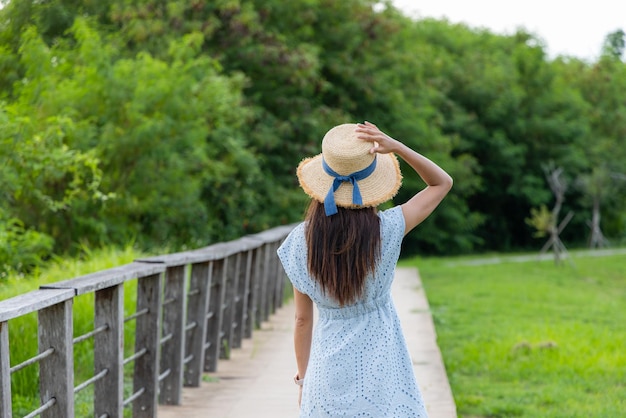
278, 206, 428, 417
280, 206, 404, 311
279, 121, 451, 417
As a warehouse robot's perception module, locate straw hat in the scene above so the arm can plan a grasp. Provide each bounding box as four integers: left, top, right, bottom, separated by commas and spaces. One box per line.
297, 123, 402, 215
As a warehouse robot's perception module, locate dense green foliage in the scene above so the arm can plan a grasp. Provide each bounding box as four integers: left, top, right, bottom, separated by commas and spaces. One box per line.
1, 0, 625, 274
411, 251, 626, 417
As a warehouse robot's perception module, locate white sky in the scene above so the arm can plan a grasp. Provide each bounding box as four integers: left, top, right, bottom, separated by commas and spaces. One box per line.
391, 0, 625, 60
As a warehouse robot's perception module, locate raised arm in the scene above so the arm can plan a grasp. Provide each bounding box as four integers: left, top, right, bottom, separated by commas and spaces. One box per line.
355, 121, 453, 235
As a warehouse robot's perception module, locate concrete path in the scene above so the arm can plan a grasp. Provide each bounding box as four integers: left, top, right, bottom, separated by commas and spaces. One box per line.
157, 267, 456, 418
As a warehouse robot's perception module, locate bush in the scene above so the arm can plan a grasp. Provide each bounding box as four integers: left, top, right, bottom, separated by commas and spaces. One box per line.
0, 213, 54, 278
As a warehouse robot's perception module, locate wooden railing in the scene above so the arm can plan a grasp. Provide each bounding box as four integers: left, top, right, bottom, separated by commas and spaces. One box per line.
0, 224, 295, 418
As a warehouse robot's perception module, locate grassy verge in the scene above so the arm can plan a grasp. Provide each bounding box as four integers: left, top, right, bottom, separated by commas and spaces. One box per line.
0, 245, 145, 416
403, 251, 626, 418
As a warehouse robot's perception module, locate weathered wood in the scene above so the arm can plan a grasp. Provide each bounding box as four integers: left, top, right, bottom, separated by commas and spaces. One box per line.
0, 322, 11, 418
274, 247, 287, 310
258, 244, 272, 322
232, 249, 252, 348
39, 300, 74, 418
267, 241, 280, 315
219, 254, 239, 360
137, 240, 248, 267
184, 262, 212, 387
244, 246, 261, 337
204, 259, 226, 372
245, 225, 296, 245
42, 262, 165, 296
133, 272, 163, 418
1, 223, 296, 417
276, 239, 289, 309
247, 224, 297, 324
159, 266, 187, 405
0, 289, 75, 322
94, 285, 124, 418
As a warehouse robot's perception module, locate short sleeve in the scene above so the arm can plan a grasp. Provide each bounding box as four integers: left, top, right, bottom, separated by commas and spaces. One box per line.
378, 206, 405, 260
277, 223, 316, 296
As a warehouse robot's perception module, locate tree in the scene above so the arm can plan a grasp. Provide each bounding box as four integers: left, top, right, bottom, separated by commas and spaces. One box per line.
2, 0, 626, 265
0, 29, 106, 270
539, 165, 573, 264
602, 29, 625, 60
577, 167, 611, 248
413, 20, 590, 250
570, 33, 626, 246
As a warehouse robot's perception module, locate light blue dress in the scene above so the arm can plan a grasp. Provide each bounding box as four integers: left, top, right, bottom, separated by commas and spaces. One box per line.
277, 206, 428, 417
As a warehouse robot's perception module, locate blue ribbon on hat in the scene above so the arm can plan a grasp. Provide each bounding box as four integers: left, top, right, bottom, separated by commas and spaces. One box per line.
322, 157, 377, 216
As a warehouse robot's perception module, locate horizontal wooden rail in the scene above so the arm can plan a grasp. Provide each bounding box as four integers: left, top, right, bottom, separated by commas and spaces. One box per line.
0, 224, 295, 418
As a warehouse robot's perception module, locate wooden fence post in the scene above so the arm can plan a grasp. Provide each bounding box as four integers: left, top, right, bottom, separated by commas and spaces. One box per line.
0, 322, 11, 418
133, 272, 163, 418
256, 243, 271, 323
272, 241, 286, 310
39, 299, 74, 418
245, 247, 264, 338
184, 261, 212, 387
94, 285, 124, 418
220, 254, 239, 360
232, 249, 251, 349
267, 241, 280, 315
204, 259, 226, 372
159, 265, 187, 405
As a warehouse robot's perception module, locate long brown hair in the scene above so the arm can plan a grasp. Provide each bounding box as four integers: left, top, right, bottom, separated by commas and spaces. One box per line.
304, 200, 381, 306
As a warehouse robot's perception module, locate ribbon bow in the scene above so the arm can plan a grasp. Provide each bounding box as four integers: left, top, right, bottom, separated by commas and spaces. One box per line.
322, 157, 377, 216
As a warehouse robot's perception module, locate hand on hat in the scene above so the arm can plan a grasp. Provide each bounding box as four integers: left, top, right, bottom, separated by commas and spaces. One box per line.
355, 121, 399, 155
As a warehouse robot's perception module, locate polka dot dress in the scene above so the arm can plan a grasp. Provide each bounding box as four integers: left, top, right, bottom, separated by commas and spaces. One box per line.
277, 206, 428, 417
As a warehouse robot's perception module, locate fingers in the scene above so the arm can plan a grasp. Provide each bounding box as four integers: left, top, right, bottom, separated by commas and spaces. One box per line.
355, 123, 380, 139
355, 121, 378, 132
355, 121, 398, 155
355, 122, 384, 154
356, 124, 382, 142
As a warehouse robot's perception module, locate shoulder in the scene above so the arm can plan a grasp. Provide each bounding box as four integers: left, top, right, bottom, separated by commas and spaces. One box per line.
277, 222, 315, 295
378, 206, 405, 236
277, 222, 307, 269
377, 206, 405, 257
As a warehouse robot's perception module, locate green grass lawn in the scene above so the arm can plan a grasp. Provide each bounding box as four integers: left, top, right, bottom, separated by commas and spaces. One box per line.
404, 251, 626, 418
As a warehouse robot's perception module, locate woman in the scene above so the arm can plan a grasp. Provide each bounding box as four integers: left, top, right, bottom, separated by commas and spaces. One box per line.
277, 121, 453, 417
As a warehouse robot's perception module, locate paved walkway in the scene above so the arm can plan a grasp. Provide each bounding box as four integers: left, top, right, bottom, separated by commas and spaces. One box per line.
157, 267, 457, 418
